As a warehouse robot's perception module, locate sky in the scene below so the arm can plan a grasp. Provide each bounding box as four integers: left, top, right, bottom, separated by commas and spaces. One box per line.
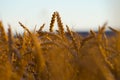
0, 0, 120, 33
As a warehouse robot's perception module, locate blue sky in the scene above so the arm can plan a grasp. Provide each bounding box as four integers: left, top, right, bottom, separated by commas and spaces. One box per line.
0, 0, 120, 32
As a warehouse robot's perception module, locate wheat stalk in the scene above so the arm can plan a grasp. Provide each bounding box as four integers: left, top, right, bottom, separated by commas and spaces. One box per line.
39, 24, 45, 32
19, 22, 31, 35
109, 26, 120, 33
0, 21, 7, 42
49, 12, 56, 32
8, 26, 13, 64
56, 12, 65, 38
66, 25, 79, 53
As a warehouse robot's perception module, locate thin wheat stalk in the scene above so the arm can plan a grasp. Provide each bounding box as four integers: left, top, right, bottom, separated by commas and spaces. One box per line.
56, 12, 65, 38
38, 24, 45, 32
31, 33, 46, 79
19, 22, 31, 35
8, 26, 13, 64
66, 25, 79, 53
90, 29, 96, 37
109, 27, 120, 33
49, 12, 56, 32
0, 21, 7, 42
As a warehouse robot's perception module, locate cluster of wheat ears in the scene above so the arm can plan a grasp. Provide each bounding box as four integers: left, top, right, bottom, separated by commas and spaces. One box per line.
0, 12, 120, 80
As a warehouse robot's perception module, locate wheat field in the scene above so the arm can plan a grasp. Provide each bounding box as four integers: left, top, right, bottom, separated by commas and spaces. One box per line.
0, 12, 120, 80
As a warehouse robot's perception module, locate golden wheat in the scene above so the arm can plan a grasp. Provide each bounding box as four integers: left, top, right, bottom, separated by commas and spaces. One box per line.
0, 12, 120, 80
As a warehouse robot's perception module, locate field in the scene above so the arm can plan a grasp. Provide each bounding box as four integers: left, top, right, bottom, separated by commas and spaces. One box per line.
0, 12, 120, 80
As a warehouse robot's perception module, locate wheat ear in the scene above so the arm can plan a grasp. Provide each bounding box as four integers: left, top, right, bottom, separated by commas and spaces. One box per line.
56, 12, 65, 37
49, 12, 56, 32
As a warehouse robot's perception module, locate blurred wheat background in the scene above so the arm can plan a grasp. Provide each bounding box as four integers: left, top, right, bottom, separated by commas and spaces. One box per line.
0, 12, 120, 80
0, 0, 120, 80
